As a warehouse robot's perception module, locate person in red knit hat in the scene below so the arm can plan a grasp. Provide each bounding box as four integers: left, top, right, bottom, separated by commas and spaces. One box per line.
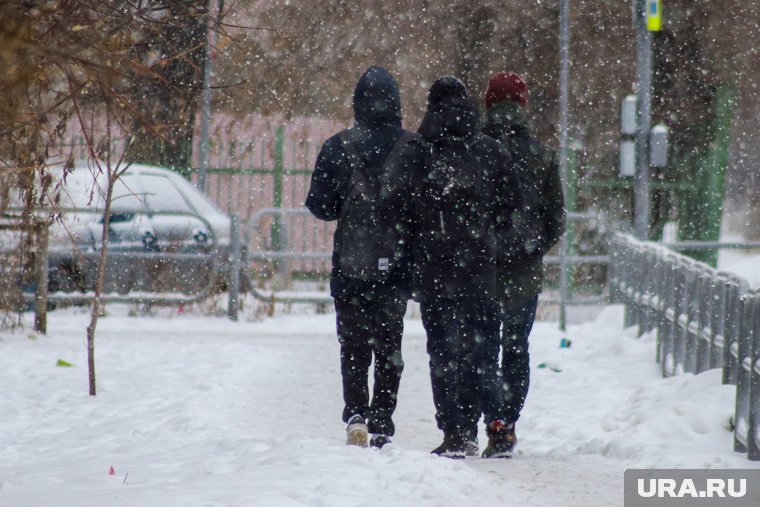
468, 71, 566, 458
484, 71, 528, 110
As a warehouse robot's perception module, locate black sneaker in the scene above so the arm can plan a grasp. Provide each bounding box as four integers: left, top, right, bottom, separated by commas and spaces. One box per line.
370, 434, 391, 449
464, 438, 479, 457
431, 434, 466, 459
481, 420, 516, 459
463, 425, 478, 457
346, 414, 368, 448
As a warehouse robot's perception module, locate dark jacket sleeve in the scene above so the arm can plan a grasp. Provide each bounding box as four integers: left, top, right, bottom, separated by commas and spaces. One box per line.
305, 135, 352, 221
538, 147, 566, 252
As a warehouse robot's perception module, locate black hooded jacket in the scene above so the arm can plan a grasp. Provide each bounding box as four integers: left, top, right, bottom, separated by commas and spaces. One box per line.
411, 77, 523, 303
482, 100, 566, 305
305, 66, 422, 298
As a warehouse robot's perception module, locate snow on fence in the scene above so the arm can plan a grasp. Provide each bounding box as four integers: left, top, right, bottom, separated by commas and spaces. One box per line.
608, 232, 760, 460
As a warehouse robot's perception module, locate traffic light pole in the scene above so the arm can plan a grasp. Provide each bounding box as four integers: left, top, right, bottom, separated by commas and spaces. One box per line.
634, 0, 652, 240
198, 0, 222, 193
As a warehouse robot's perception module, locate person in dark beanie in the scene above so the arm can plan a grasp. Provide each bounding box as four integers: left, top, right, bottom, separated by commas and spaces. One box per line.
480, 71, 566, 457
412, 76, 523, 459
305, 66, 423, 449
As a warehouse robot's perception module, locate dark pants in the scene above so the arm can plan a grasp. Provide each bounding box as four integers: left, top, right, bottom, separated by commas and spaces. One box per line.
335, 292, 406, 436
421, 298, 501, 439
483, 296, 538, 424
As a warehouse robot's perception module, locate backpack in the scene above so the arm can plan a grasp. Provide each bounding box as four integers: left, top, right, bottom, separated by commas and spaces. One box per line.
336, 130, 415, 282
495, 137, 552, 263
416, 137, 493, 264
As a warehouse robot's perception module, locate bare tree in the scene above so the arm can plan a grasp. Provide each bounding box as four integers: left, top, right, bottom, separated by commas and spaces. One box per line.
0, 0, 216, 393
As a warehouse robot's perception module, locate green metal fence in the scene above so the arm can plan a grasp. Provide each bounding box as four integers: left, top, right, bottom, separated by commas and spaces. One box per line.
193, 121, 340, 282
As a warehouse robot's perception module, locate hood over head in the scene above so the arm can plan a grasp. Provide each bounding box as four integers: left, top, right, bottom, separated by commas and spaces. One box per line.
353, 66, 402, 129
417, 76, 479, 141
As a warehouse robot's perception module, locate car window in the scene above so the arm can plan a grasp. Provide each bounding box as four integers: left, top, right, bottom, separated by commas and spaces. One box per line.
110, 174, 146, 212
45, 166, 101, 210
45, 168, 143, 212
141, 174, 192, 213
167, 172, 225, 217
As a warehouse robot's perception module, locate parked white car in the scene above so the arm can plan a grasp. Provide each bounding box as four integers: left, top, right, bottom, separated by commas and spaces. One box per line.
43, 161, 232, 294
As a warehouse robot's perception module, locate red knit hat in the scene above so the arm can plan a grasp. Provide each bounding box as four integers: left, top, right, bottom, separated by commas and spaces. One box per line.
485, 71, 528, 110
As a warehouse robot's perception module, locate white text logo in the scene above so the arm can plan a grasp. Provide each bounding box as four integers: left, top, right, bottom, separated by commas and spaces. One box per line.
637, 479, 747, 499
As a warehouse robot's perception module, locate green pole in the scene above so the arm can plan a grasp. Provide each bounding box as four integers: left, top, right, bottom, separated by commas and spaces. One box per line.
272, 126, 284, 252
559, 140, 577, 333
677, 83, 735, 267
701, 83, 735, 262
271, 126, 287, 289
565, 143, 577, 297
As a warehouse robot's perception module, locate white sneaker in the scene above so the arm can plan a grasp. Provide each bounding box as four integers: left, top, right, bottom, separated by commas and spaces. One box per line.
346, 414, 368, 447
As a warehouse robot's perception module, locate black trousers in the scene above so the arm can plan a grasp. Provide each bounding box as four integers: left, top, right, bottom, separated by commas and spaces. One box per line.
482, 295, 538, 424
335, 292, 407, 436
421, 298, 501, 439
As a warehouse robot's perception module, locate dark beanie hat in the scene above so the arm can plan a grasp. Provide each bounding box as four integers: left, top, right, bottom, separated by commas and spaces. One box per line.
427, 75, 469, 107
485, 71, 528, 110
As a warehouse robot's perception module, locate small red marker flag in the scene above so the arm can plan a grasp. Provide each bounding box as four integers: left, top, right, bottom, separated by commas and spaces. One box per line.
109, 466, 116, 476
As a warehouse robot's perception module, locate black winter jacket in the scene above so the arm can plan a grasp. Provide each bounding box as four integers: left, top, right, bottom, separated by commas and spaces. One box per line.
305, 66, 421, 299
412, 76, 523, 303
482, 101, 566, 305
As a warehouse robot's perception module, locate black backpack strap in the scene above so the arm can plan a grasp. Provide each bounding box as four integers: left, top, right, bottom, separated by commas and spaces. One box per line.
336, 130, 366, 205
338, 130, 363, 167
339, 130, 416, 201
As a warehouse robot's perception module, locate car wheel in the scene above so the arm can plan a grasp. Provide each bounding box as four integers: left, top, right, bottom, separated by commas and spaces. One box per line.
49, 262, 85, 293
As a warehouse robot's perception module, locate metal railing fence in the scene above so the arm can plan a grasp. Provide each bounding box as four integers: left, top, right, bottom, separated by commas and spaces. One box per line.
608, 232, 760, 460
8, 210, 226, 331
230, 208, 610, 309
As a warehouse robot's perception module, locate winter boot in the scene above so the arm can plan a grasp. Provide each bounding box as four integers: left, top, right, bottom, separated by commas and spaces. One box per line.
481, 420, 516, 459
370, 434, 391, 449
431, 433, 466, 459
346, 414, 369, 448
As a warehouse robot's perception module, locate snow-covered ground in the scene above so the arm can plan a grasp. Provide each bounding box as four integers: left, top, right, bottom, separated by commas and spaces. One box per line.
1, 299, 758, 507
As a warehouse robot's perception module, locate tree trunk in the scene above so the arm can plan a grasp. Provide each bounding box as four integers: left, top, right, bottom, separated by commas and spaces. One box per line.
86, 169, 117, 396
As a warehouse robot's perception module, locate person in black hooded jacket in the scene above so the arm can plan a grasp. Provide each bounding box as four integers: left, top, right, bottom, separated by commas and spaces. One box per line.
305, 66, 423, 449
411, 76, 524, 458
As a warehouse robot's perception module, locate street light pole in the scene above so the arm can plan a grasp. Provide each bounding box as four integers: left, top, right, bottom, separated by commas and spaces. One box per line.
198, 0, 219, 193
634, 0, 652, 240
558, 0, 570, 332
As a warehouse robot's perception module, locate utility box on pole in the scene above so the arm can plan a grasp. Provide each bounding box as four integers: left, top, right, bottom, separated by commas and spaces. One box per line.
620, 95, 638, 177
621, 95, 638, 135
650, 124, 669, 168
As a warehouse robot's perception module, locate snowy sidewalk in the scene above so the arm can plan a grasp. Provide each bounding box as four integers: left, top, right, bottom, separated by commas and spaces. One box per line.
1, 304, 757, 507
